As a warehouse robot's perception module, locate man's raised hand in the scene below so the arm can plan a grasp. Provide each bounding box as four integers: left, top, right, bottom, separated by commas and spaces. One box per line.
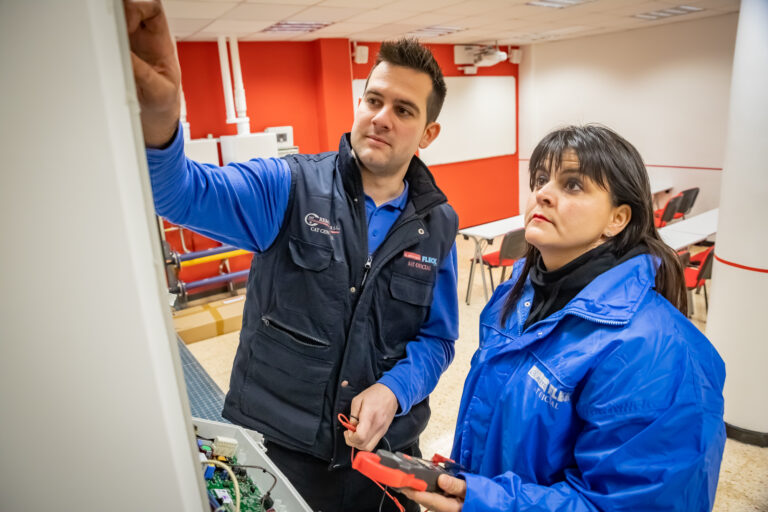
124, 0, 180, 146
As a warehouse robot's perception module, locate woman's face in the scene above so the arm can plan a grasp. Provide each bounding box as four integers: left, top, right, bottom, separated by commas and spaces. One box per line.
524, 150, 630, 270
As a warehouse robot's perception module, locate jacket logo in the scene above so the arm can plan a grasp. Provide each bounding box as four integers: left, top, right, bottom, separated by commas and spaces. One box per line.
304, 213, 340, 235
403, 251, 437, 271
528, 364, 571, 409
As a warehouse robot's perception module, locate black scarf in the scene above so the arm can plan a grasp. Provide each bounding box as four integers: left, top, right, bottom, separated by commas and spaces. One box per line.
523, 242, 648, 330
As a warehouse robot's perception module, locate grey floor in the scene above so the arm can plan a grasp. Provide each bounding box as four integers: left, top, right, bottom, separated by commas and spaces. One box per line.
187, 234, 768, 511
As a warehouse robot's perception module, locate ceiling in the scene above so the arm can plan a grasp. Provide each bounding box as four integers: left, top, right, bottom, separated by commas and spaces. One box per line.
165, 0, 739, 45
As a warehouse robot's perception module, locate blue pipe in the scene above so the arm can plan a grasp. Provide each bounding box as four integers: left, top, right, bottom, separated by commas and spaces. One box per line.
177, 244, 238, 262
184, 270, 250, 291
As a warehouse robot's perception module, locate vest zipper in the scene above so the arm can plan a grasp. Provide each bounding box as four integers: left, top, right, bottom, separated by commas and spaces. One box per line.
520, 309, 629, 337
262, 316, 330, 347
360, 254, 373, 288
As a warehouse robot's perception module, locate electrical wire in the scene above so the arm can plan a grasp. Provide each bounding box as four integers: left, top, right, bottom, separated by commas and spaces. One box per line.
337, 413, 404, 512
202, 459, 241, 512
231, 463, 278, 507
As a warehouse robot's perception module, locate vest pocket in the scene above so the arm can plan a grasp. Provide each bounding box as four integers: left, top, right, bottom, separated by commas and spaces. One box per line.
389, 272, 434, 306
281, 237, 345, 322
288, 237, 332, 271
375, 272, 433, 356
241, 317, 333, 447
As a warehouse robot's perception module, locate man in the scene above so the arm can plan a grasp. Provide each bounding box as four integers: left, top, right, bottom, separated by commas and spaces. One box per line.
126, 2, 458, 511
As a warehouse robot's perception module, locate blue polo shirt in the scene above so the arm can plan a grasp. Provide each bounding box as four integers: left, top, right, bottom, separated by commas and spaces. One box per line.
146, 125, 458, 415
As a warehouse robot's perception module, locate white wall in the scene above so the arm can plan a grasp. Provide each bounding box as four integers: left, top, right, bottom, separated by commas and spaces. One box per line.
518, 14, 738, 215
353, 76, 517, 166
0, 1, 206, 509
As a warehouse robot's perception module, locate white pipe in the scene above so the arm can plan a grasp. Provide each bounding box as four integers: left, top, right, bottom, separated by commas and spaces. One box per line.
217, 36, 237, 124
228, 36, 250, 135
229, 36, 247, 119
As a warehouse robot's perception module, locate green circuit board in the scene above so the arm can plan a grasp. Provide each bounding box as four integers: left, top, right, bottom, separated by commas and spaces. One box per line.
204, 455, 270, 512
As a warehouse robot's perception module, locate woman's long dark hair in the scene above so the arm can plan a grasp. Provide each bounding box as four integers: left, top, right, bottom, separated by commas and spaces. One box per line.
500, 125, 687, 324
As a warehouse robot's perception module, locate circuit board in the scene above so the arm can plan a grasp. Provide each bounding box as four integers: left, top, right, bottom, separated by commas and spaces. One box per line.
198, 434, 275, 512
205, 456, 269, 512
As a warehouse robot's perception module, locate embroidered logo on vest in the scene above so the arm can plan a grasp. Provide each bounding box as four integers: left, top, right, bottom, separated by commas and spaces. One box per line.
304, 213, 340, 235
403, 251, 437, 271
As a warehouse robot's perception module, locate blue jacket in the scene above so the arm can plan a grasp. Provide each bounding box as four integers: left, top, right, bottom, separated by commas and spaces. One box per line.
453, 254, 725, 511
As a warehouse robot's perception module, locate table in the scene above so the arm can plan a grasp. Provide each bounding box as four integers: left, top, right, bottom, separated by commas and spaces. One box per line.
666, 208, 719, 237
658, 208, 718, 250
649, 176, 674, 209
458, 215, 525, 304
650, 176, 674, 196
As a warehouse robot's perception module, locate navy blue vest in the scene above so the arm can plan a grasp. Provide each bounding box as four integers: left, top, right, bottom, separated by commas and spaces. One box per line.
222, 134, 458, 465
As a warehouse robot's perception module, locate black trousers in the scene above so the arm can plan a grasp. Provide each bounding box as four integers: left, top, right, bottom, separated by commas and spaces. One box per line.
264, 440, 421, 512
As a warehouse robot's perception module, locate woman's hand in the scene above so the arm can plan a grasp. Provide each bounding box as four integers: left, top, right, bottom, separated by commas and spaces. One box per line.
400, 473, 466, 512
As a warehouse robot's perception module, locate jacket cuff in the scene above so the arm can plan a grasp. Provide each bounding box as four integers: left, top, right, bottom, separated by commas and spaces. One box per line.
377, 375, 409, 416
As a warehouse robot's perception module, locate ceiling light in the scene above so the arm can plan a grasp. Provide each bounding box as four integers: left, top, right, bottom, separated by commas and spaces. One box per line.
632, 5, 703, 21
261, 21, 332, 33
407, 26, 464, 38
526, 0, 594, 8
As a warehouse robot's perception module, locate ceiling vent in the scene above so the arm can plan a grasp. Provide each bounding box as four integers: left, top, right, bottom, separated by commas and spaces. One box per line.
261, 21, 332, 33
632, 5, 703, 20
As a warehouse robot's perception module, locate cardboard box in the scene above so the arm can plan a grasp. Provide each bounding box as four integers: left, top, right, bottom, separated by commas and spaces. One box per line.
173, 295, 245, 344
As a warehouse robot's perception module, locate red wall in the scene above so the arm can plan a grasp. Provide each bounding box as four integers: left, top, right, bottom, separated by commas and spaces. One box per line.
352, 42, 520, 228
177, 40, 353, 154
174, 40, 354, 285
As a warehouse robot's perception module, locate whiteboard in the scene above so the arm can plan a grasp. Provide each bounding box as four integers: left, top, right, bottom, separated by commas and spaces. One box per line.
352, 75, 516, 166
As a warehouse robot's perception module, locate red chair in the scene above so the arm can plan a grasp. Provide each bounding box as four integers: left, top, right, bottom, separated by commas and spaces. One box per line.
654, 194, 684, 228
481, 230, 527, 291
673, 187, 700, 220
687, 243, 713, 267
685, 246, 714, 316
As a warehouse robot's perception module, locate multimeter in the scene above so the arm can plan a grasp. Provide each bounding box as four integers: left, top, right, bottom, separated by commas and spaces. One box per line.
352, 449, 463, 492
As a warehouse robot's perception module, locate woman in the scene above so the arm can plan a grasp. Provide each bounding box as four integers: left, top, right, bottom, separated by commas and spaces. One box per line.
402, 125, 725, 511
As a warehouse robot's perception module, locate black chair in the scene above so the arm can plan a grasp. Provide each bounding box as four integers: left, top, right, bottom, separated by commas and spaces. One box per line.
655, 194, 684, 228
481, 229, 527, 291
685, 246, 715, 317
674, 187, 700, 220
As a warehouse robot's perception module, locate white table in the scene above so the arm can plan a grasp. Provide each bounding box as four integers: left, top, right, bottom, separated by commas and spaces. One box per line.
649, 176, 674, 209
666, 208, 719, 237
458, 215, 525, 304
650, 177, 674, 196
659, 208, 718, 251
659, 229, 709, 251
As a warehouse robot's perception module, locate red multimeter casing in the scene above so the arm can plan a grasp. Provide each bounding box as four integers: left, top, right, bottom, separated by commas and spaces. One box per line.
352, 450, 457, 492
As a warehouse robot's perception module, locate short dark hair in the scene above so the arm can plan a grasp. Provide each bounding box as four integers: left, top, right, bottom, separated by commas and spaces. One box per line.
367, 38, 447, 124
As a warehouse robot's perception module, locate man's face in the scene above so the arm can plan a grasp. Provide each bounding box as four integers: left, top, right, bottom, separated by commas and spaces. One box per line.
350, 62, 440, 178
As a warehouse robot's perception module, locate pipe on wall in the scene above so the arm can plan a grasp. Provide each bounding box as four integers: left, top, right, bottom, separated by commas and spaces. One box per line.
229, 36, 250, 135
217, 36, 237, 125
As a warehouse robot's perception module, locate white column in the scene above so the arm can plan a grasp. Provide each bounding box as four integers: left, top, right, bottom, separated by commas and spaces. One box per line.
705, 0, 768, 446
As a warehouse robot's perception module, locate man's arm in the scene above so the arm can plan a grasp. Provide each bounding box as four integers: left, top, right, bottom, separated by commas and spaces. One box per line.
124, 0, 180, 147
345, 244, 458, 451
147, 124, 291, 252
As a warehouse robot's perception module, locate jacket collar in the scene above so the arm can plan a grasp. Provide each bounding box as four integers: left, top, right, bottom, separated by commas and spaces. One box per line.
337, 133, 448, 215
500, 253, 658, 335
556, 253, 657, 323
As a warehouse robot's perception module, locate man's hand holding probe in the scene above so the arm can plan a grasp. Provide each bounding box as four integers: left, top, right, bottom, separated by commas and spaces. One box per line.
343, 383, 399, 452
124, 0, 180, 147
